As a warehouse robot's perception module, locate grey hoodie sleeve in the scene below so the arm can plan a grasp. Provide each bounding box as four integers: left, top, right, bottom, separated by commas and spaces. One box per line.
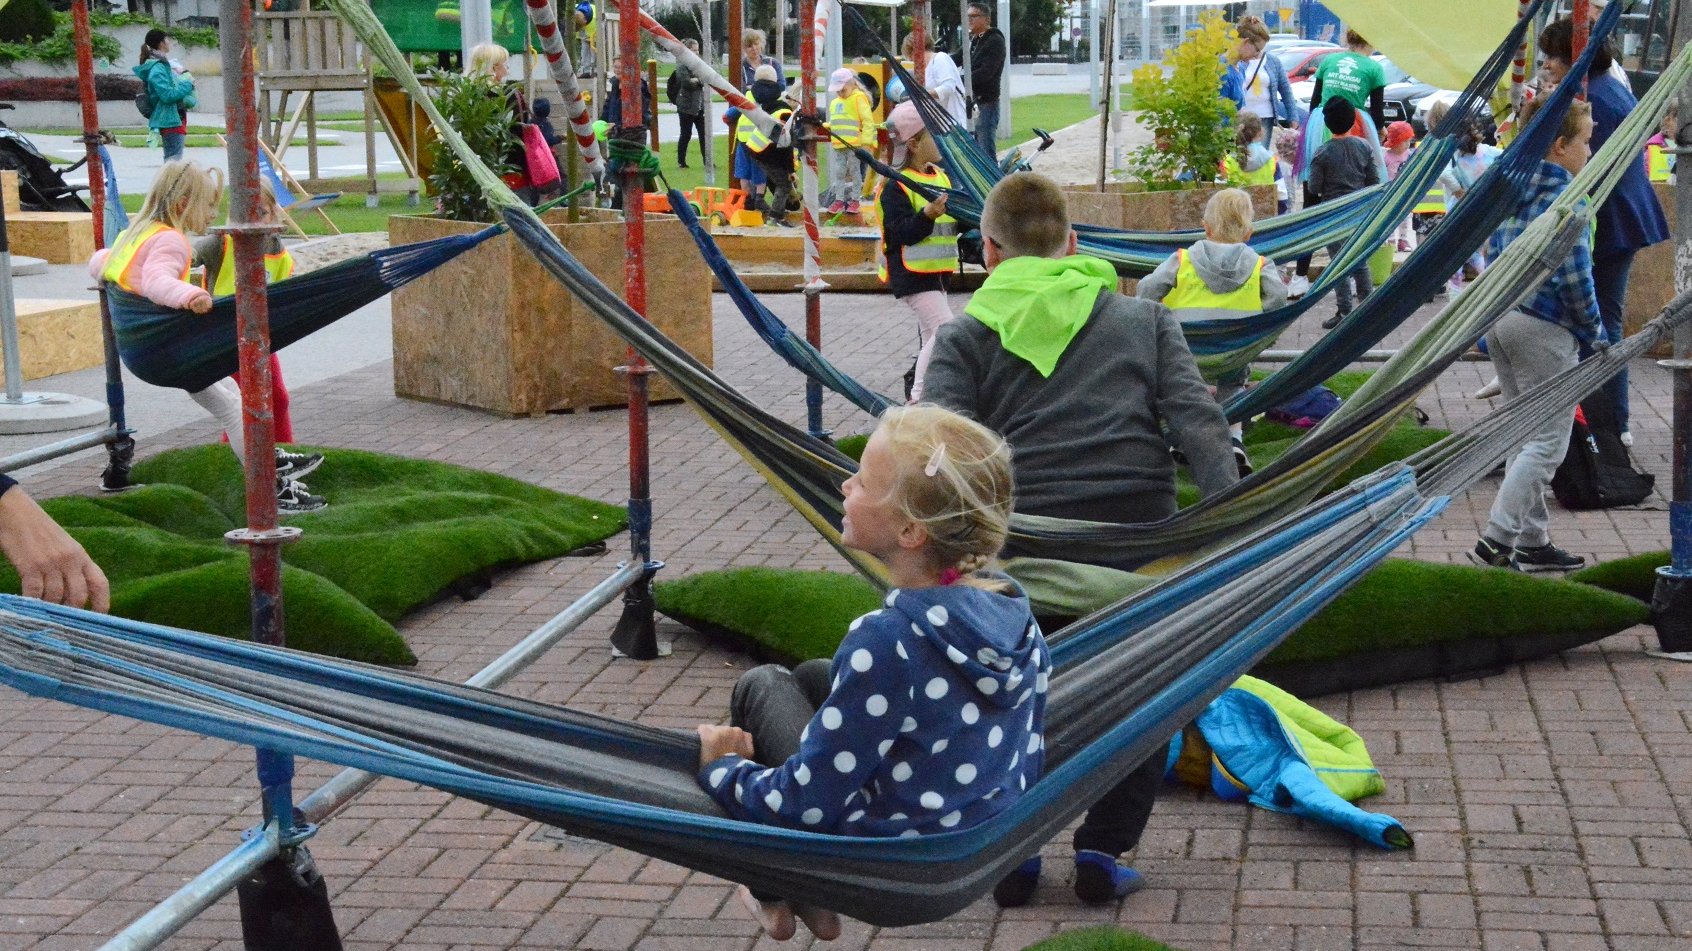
1134, 253, 1181, 304
1258, 257, 1288, 312
1150, 306, 1239, 498
921, 319, 983, 417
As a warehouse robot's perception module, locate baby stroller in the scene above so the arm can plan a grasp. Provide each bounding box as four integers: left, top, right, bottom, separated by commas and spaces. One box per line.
0, 104, 90, 213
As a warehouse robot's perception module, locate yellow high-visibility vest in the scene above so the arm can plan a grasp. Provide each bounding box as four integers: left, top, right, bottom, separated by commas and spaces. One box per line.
203, 235, 295, 296
1413, 187, 1446, 215
827, 96, 861, 145
738, 107, 792, 154
101, 221, 186, 292
1222, 152, 1277, 187
878, 166, 958, 281
1647, 143, 1672, 183
1161, 248, 1264, 316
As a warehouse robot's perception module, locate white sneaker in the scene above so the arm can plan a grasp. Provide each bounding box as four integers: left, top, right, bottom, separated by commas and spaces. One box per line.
1286, 275, 1310, 299
1473, 377, 1502, 400
1620, 431, 1634, 448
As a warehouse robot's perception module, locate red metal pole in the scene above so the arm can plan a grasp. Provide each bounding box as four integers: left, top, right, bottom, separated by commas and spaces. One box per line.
912, 0, 928, 78
219, 0, 297, 828
609, 0, 661, 660
72, 0, 134, 491
1572, 0, 1589, 69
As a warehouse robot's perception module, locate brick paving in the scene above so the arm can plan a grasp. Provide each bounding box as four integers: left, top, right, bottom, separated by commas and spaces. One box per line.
1, 285, 1689, 951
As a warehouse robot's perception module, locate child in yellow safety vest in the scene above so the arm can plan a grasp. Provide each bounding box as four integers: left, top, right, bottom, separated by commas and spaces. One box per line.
1136, 188, 1288, 476
88, 161, 326, 514
823, 68, 877, 216
878, 102, 959, 402
193, 179, 300, 447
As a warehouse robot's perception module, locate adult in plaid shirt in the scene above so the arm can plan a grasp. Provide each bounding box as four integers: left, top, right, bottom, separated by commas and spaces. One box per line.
1472, 97, 1596, 574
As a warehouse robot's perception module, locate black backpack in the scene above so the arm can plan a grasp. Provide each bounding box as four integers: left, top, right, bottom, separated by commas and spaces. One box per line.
135, 88, 154, 119
1551, 387, 1654, 510
665, 69, 681, 106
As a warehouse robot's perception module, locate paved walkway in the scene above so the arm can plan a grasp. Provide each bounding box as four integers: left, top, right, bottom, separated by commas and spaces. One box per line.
0, 278, 1689, 950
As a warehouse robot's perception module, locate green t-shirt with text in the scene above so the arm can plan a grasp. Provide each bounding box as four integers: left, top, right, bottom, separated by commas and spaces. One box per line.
1314, 52, 1386, 112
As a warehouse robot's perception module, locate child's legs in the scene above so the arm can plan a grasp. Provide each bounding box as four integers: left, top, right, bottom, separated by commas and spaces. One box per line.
189, 378, 246, 464
903, 290, 956, 402
1351, 257, 1374, 300
825, 148, 849, 203
728, 660, 831, 766
1325, 240, 1353, 311
1593, 250, 1635, 431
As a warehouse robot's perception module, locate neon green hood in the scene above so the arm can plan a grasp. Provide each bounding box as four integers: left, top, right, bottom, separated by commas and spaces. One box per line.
964, 254, 1117, 377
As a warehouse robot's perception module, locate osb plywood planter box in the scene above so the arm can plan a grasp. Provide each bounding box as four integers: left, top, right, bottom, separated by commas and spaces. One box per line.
1624, 182, 1675, 358
390, 209, 712, 415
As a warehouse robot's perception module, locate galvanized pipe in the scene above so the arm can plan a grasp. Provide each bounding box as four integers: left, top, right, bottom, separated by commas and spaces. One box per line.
96, 828, 280, 951
300, 559, 646, 823
0, 196, 23, 403
0, 426, 123, 473
800, 0, 826, 440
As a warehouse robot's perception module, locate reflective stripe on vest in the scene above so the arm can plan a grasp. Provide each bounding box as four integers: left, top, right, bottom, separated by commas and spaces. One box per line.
101, 222, 186, 293
1161, 249, 1263, 320
1222, 152, 1277, 186
827, 97, 860, 145
1647, 143, 1672, 183
1413, 187, 1445, 215
739, 108, 791, 153
877, 167, 958, 281
206, 235, 296, 296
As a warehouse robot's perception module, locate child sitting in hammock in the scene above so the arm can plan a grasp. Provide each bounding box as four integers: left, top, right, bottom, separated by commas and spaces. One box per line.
1136, 188, 1287, 476
90, 161, 326, 514
696, 404, 1049, 942
193, 179, 303, 452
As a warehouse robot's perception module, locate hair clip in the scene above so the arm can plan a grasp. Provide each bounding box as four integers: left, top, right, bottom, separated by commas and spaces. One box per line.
924, 443, 947, 477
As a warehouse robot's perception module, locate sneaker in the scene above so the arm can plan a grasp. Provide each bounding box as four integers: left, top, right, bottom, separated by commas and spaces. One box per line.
1232, 437, 1253, 477
1286, 274, 1310, 299
736, 885, 795, 941
1397, 239, 1412, 252
274, 447, 323, 481
1073, 850, 1145, 904
845, 200, 861, 214
1515, 543, 1585, 573
1468, 537, 1519, 571
276, 478, 327, 515
993, 856, 1041, 908
1620, 430, 1634, 448
826, 199, 846, 215
1473, 377, 1502, 400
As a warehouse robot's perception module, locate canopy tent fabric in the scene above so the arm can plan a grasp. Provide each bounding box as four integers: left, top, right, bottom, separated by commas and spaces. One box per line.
1319, 0, 1525, 91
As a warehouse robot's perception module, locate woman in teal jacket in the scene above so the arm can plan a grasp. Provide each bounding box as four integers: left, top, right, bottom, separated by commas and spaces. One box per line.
135, 29, 197, 162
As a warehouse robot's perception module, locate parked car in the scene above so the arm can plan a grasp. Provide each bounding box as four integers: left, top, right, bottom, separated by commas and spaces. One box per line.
1283, 47, 1341, 84
1288, 54, 1453, 132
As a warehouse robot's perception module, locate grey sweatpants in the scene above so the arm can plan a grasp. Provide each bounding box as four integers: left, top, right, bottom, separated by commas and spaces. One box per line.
1483, 310, 1580, 549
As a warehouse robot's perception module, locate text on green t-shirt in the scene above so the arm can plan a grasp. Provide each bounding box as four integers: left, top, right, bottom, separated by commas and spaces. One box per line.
1315, 52, 1386, 112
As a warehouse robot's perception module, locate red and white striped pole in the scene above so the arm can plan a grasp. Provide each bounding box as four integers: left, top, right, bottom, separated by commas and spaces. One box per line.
520, 0, 606, 181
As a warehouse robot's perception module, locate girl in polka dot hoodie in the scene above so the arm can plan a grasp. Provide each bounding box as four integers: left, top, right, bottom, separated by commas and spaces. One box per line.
696, 405, 1049, 941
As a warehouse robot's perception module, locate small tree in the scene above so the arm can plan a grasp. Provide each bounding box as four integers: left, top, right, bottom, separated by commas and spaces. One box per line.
1125, 11, 1236, 189
426, 70, 519, 223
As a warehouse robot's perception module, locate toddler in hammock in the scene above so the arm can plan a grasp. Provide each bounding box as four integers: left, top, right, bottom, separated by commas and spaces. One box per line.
90, 161, 326, 514
696, 404, 1050, 942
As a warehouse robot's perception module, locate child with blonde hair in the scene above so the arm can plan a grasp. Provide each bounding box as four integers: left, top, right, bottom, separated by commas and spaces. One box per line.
823, 68, 876, 215
1137, 188, 1287, 474
697, 403, 1048, 942
90, 162, 325, 513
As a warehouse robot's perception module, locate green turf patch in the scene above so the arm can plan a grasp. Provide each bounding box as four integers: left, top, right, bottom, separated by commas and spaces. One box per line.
1024, 926, 1182, 951
1569, 550, 1668, 603
0, 446, 626, 665
655, 558, 1650, 683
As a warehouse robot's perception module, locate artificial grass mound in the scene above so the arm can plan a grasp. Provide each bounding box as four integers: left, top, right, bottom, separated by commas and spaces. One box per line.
0, 446, 627, 665
654, 559, 1649, 693
1569, 550, 1669, 603
1025, 926, 1183, 951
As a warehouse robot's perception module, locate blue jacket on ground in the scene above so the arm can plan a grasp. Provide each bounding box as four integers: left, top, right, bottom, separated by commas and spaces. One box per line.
702, 576, 1049, 837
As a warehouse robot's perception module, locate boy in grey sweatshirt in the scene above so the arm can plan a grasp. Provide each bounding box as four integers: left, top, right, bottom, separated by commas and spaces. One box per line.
922, 172, 1238, 910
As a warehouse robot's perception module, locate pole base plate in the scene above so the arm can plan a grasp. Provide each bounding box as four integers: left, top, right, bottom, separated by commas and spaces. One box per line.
0, 393, 108, 435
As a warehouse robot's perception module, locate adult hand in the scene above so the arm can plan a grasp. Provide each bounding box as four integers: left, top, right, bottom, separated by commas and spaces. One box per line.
188, 295, 213, 315
697, 724, 755, 768
0, 488, 110, 612
925, 193, 948, 219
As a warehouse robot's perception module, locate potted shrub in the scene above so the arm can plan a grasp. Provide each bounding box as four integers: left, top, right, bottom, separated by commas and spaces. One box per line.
390, 70, 711, 415
1066, 13, 1273, 244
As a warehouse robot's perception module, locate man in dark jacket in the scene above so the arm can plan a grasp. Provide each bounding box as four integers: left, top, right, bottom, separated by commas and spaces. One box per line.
670, 39, 708, 168
967, 3, 1006, 156
924, 172, 1238, 910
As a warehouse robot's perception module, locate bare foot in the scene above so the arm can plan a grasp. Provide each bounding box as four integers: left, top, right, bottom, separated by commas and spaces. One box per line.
737, 885, 796, 941
793, 903, 843, 941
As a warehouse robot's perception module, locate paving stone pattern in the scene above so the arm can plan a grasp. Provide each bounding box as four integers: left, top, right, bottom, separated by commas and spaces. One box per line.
0, 287, 1688, 951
